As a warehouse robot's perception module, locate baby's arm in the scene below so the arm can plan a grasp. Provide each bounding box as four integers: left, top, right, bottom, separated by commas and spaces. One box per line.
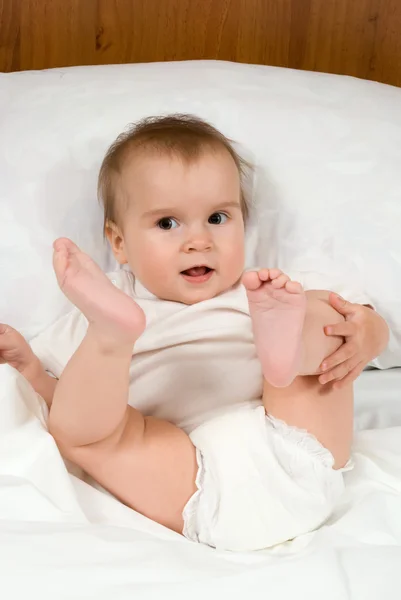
0, 324, 57, 407
243, 271, 355, 467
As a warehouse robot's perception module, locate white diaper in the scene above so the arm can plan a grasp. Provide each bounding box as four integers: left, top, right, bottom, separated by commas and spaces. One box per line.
183, 405, 351, 552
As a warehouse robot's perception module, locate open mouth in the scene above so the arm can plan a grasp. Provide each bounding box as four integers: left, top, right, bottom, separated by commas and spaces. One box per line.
180, 266, 214, 283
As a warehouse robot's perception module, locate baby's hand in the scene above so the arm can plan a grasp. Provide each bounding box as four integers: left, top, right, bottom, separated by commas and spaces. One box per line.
0, 324, 41, 381
318, 294, 390, 389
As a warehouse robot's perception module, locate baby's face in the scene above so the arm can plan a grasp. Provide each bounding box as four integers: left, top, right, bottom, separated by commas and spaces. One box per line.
109, 150, 245, 304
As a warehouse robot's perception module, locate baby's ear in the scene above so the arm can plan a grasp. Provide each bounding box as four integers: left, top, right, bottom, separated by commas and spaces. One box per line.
105, 221, 128, 265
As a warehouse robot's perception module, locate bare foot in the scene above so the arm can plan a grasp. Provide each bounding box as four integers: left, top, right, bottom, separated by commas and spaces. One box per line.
243, 268, 307, 387
53, 238, 145, 345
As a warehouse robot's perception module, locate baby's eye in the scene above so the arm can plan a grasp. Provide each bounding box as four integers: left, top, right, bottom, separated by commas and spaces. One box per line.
157, 217, 179, 230
208, 212, 228, 225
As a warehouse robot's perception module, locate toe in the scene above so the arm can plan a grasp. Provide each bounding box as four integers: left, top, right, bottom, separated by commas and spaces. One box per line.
53, 238, 65, 252
242, 271, 262, 291
53, 238, 79, 254
271, 274, 290, 288
285, 280, 303, 294
52, 244, 69, 285
268, 269, 282, 279
258, 268, 270, 282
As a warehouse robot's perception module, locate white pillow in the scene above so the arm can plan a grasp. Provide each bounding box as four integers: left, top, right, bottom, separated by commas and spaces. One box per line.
0, 60, 400, 367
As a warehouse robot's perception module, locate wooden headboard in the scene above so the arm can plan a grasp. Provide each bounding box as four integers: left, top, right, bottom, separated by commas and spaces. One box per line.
1, 0, 401, 87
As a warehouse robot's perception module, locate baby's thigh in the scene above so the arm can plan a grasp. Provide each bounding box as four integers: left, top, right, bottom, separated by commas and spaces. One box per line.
59, 409, 198, 533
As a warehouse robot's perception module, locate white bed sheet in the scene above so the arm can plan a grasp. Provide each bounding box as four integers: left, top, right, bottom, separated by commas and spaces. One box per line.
1, 366, 401, 600
355, 367, 401, 429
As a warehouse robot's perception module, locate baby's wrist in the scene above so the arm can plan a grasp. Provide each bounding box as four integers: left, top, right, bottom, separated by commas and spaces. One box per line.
22, 358, 57, 406
20, 356, 47, 387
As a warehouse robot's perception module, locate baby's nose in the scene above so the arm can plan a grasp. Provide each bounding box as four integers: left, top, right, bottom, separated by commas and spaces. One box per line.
183, 235, 212, 253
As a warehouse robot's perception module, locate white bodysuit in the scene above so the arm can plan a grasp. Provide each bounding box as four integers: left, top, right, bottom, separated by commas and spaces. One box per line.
30, 269, 368, 551
31, 269, 372, 432
31, 270, 264, 433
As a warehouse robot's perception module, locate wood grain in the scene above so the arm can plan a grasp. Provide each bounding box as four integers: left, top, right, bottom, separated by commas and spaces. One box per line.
0, 0, 400, 86
0, 0, 20, 72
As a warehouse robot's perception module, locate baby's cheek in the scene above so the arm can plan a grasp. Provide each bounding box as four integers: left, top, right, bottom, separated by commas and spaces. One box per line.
139, 240, 174, 279
225, 237, 245, 273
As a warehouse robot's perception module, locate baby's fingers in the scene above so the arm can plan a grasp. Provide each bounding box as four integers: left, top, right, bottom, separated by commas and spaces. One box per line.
332, 362, 365, 389
324, 322, 357, 337
0, 324, 17, 348
319, 342, 357, 373
318, 355, 361, 385
0, 323, 10, 336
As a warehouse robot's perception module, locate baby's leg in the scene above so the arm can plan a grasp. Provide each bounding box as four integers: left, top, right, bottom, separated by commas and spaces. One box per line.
243, 270, 352, 468
243, 270, 344, 387
262, 376, 353, 469
48, 239, 197, 533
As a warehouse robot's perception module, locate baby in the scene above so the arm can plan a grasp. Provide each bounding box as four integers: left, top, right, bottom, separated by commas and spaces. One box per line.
0, 115, 389, 552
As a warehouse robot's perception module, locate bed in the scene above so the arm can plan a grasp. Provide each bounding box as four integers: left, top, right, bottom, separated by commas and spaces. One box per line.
1, 3, 401, 599
1, 366, 401, 600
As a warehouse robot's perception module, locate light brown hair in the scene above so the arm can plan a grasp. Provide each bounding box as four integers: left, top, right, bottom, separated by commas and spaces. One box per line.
98, 114, 252, 233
